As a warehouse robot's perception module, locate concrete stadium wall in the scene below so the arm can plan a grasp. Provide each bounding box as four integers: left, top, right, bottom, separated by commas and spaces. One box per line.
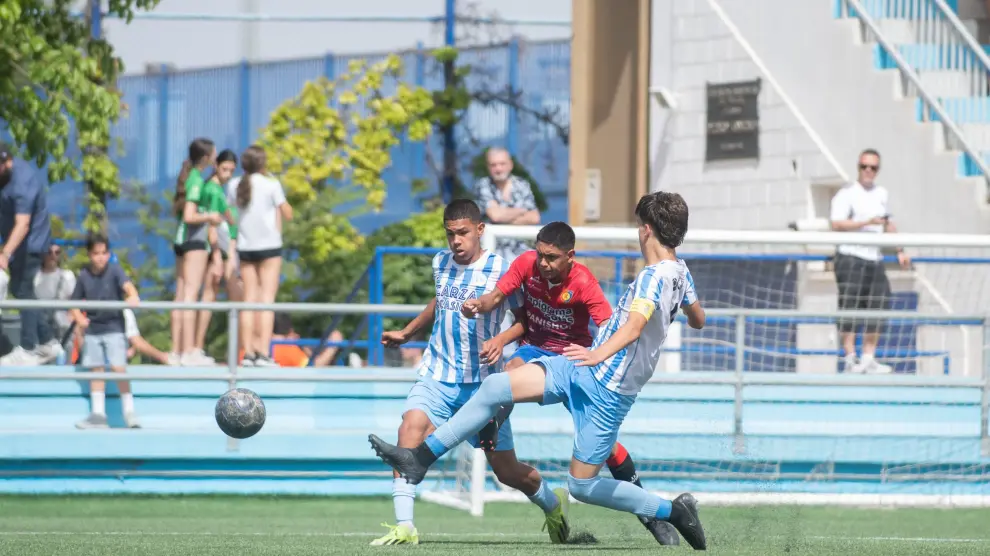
0, 366, 987, 495
648, 0, 990, 234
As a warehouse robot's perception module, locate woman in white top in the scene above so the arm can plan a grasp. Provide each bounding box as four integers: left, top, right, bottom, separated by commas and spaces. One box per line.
227, 145, 292, 367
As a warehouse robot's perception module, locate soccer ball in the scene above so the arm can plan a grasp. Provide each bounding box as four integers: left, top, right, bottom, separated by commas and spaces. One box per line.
215, 388, 266, 439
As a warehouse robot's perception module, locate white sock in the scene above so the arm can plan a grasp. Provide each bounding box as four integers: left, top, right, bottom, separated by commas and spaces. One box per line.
860, 352, 875, 365
121, 392, 135, 415
91, 391, 106, 415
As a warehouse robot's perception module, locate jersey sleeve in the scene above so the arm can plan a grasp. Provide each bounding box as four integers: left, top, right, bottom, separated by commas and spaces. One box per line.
496, 250, 534, 296
829, 188, 852, 222
628, 267, 664, 321
579, 277, 613, 325
185, 172, 204, 204
682, 269, 698, 306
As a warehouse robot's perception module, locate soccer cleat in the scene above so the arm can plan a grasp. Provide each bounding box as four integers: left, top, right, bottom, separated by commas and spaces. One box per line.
642, 517, 680, 546
368, 434, 429, 485
369, 523, 419, 546
477, 404, 514, 452
541, 487, 570, 544
667, 493, 706, 550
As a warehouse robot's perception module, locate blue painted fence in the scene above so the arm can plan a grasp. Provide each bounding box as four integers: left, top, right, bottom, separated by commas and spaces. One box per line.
47, 40, 571, 270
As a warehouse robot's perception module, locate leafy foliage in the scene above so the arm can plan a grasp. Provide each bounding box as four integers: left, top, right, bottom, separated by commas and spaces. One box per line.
259, 56, 434, 211
0, 0, 160, 232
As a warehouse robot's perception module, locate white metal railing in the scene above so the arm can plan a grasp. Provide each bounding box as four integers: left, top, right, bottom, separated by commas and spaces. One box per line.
1, 298, 988, 456
841, 0, 990, 194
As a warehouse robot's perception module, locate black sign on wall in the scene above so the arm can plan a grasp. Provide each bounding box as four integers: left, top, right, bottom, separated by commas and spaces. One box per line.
705, 79, 761, 162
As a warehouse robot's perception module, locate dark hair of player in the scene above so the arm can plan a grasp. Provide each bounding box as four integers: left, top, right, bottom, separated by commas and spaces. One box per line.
535, 221, 575, 252
443, 199, 482, 224
216, 149, 238, 166
86, 232, 111, 252
635, 191, 689, 249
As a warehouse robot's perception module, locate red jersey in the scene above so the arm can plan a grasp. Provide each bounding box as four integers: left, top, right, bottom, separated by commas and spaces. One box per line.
496, 250, 613, 353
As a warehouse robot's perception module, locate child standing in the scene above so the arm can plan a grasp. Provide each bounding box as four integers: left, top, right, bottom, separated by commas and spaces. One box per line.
70, 233, 141, 429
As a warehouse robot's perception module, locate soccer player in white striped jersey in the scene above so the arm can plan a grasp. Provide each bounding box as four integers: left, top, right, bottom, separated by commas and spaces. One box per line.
370, 192, 709, 549
370, 199, 570, 547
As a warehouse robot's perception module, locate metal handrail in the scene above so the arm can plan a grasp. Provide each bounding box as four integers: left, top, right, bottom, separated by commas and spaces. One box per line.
845, 0, 990, 194
932, 0, 990, 75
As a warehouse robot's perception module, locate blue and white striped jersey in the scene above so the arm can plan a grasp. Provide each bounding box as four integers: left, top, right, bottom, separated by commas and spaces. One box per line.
592, 260, 697, 395
418, 250, 522, 383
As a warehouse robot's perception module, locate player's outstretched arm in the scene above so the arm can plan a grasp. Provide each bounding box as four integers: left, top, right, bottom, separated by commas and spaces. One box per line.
480, 311, 526, 365
383, 298, 437, 347
682, 300, 705, 329
564, 312, 648, 367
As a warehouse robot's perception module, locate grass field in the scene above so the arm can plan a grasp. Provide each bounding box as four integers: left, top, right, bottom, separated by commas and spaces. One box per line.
0, 495, 988, 555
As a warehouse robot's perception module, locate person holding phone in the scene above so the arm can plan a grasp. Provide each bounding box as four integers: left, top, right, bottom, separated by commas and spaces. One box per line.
829, 149, 911, 374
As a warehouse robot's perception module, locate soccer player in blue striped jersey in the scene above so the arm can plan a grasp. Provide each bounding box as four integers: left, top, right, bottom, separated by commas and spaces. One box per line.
370, 200, 570, 547
370, 192, 709, 549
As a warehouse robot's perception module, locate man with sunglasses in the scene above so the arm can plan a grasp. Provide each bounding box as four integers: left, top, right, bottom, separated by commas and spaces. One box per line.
829, 149, 911, 374
0, 141, 60, 366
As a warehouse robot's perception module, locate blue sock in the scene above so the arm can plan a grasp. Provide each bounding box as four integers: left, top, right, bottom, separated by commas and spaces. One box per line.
568, 475, 672, 520
393, 477, 416, 527
527, 480, 559, 514
424, 372, 514, 458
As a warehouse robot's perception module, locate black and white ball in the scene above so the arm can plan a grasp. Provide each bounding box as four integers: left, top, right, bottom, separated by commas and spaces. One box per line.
215, 388, 266, 439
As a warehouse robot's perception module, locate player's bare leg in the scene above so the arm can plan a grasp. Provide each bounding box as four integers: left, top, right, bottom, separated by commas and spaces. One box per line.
369, 363, 547, 484
487, 449, 570, 544
370, 410, 433, 546
606, 442, 680, 545
567, 458, 706, 550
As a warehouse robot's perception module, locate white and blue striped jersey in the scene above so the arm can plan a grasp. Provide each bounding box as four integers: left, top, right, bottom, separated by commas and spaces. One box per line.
418, 250, 522, 383
592, 260, 697, 395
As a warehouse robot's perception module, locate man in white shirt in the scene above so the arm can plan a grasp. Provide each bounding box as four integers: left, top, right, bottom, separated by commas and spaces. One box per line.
829, 149, 911, 374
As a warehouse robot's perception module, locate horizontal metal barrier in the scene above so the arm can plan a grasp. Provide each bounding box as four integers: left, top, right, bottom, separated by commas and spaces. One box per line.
1, 299, 988, 456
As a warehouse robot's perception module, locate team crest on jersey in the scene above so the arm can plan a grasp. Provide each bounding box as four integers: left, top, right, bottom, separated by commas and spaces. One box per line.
560, 290, 574, 303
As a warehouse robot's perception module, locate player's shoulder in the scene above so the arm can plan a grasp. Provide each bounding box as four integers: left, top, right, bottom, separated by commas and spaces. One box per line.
569, 261, 600, 288
432, 250, 453, 269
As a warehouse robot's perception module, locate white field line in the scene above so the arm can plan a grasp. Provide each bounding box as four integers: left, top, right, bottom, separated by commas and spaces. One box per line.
0, 531, 988, 544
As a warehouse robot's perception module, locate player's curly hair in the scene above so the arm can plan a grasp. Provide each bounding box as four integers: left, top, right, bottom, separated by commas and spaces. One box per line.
635, 191, 689, 249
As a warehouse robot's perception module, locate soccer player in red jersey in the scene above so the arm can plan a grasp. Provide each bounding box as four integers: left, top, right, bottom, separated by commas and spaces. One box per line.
461, 221, 680, 546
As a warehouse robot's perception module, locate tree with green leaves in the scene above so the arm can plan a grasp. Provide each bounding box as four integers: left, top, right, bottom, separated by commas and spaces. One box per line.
0, 0, 159, 232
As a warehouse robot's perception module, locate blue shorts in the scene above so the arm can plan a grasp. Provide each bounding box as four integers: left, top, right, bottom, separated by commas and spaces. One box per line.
404, 373, 515, 452
510, 344, 556, 363
534, 355, 635, 465
81, 332, 128, 368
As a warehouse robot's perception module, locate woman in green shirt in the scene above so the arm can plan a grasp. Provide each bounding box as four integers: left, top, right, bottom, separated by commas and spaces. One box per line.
194, 149, 240, 359
170, 137, 222, 367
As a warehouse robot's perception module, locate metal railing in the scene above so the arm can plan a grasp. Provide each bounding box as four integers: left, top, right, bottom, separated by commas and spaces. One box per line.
841, 0, 990, 191
1, 299, 988, 455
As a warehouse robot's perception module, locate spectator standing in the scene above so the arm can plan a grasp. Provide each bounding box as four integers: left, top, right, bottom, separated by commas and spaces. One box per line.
472, 147, 541, 263
34, 243, 76, 353
70, 234, 141, 429
0, 142, 60, 366
228, 145, 292, 367
193, 149, 239, 360
170, 138, 223, 367
829, 149, 911, 374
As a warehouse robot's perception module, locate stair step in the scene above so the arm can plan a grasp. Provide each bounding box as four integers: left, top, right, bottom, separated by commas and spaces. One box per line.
873, 43, 990, 71
835, 0, 959, 19
917, 97, 990, 123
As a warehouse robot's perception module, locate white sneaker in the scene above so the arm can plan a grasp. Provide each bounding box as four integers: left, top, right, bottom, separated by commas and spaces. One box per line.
33, 340, 64, 364
166, 352, 181, 366
0, 346, 42, 367
191, 348, 216, 365
851, 358, 893, 375
253, 355, 278, 367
